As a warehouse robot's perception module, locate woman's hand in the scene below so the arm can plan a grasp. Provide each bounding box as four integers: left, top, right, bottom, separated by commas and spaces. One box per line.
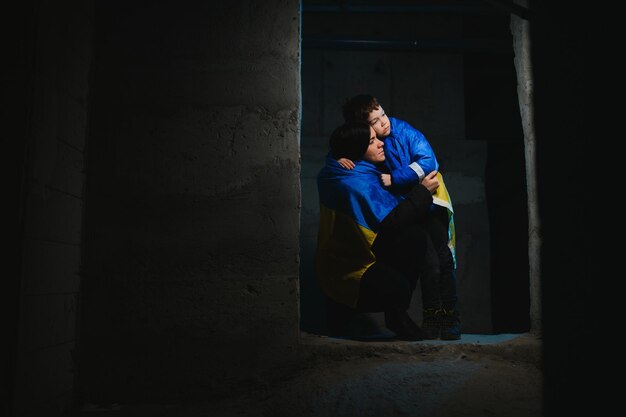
420, 170, 439, 193
380, 173, 392, 187
337, 158, 355, 170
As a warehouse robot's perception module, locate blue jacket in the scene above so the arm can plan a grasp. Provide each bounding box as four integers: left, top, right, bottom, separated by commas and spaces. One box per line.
384, 117, 456, 266
384, 117, 439, 188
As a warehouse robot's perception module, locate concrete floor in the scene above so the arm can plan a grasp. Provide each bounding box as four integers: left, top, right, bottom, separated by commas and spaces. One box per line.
76, 333, 541, 417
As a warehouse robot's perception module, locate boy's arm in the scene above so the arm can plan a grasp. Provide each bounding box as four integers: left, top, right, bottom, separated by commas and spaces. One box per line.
390, 129, 439, 187
337, 158, 355, 170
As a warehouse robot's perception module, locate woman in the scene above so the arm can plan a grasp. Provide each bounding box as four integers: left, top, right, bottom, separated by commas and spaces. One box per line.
316, 121, 440, 341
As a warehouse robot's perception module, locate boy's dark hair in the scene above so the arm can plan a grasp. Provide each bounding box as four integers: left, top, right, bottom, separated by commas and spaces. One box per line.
342, 94, 381, 122
329, 121, 371, 161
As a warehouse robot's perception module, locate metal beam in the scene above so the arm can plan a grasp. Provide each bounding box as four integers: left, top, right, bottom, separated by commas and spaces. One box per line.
302, 3, 506, 15
302, 37, 512, 54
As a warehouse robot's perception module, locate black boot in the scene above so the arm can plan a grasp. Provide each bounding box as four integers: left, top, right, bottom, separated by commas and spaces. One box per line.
421, 308, 441, 340
385, 310, 424, 341
440, 309, 461, 340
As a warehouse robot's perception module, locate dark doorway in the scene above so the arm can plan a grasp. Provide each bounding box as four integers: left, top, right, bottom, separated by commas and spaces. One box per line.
299, 0, 530, 336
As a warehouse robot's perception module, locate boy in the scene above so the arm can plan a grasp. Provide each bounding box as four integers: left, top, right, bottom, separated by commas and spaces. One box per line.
339, 94, 460, 340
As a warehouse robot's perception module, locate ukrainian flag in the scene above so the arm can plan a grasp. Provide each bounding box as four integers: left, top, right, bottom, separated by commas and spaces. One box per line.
432, 173, 456, 267
315, 155, 403, 308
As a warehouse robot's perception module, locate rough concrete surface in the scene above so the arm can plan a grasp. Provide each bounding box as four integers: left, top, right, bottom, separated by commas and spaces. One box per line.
77, 333, 541, 417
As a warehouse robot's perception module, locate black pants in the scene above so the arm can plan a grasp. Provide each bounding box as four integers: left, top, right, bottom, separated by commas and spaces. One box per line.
356, 222, 439, 312
356, 207, 457, 313
423, 206, 458, 310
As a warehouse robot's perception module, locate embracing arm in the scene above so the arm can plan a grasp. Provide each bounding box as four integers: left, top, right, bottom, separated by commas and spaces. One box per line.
377, 171, 438, 232
337, 158, 355, 170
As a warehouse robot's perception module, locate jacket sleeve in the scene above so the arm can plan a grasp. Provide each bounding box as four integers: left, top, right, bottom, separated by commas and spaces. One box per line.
390, 128, 439, 187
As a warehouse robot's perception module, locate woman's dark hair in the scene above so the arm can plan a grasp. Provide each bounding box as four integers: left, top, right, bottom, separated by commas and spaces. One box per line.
342, 94, 381, 122
329, 120, 371, 161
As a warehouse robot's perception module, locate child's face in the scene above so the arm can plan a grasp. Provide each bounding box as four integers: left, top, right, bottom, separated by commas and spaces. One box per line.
367, 106, 391, 138
363, 126, 385, 163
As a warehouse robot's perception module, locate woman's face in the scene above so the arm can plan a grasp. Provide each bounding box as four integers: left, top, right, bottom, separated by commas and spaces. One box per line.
367, 106, 391, 138
362, 126, 385, 163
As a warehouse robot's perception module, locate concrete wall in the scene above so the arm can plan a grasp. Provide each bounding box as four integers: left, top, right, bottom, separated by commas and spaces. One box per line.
78, 0, 301, 404
12, 1, 95, 415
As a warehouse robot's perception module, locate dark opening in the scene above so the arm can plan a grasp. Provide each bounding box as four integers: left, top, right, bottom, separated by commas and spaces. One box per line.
463, 12, 530, 333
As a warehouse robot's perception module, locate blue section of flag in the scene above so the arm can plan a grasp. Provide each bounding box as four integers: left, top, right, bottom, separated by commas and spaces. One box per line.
317, 154, 403, 233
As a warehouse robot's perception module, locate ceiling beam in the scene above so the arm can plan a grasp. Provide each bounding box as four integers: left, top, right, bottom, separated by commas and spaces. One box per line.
302, 37, 512, 54
302, 3, 505, 15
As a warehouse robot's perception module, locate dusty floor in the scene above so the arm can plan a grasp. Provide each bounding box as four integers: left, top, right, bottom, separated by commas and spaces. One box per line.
77, 333, 542, 417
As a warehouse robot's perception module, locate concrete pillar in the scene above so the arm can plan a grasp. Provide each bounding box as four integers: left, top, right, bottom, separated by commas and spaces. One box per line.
510, 0, 541, 335
79, 0, 302, 403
